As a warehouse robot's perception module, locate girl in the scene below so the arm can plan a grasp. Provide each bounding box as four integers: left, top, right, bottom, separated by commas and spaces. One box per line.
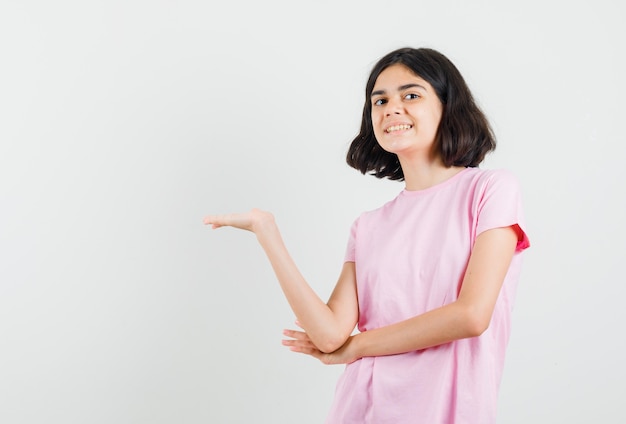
204, 47, 530, 423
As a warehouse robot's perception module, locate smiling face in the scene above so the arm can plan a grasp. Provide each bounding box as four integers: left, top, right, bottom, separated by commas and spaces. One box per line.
370, 64, 443, 160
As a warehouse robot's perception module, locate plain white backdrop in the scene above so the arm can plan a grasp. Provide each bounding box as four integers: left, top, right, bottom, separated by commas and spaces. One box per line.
1, 1, 624, 422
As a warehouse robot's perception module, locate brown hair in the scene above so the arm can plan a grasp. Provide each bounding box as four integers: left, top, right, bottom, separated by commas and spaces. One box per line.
346, 47, 496, 181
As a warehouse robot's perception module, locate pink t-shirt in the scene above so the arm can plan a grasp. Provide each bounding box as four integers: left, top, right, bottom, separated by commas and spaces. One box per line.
326, 167, 530, 424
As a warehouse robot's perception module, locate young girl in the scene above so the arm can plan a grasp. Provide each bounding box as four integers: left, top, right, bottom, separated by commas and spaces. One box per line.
204, 47, 530, 423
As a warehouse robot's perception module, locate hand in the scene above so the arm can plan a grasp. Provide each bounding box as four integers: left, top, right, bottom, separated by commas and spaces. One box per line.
203, 208, 275, 233
282, 323, 360, 365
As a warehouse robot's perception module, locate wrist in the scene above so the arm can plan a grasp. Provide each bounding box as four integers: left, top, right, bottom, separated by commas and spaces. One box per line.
349, 333, 364, 362
252, 211, 278, 238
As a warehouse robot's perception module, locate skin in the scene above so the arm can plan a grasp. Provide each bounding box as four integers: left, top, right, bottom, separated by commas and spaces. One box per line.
203, 63, 519, 365
371, 64, 465, 190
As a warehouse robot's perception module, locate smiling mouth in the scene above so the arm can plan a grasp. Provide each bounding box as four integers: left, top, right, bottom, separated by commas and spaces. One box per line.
385, 124, 413, 133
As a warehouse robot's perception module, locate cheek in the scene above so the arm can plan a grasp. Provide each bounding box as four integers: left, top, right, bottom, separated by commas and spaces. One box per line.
423, 109, 442, 131
371, 111, 382, 133
372, 128, 384, 145
432, 106, 444, 127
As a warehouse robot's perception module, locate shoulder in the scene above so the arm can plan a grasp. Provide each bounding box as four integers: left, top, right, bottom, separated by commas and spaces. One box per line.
349, 191, 403, 228
464, 167, 522, 193
467, 167, 519, 182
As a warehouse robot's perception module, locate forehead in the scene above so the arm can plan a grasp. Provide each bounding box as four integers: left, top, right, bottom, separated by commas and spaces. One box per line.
373, 64, 432, 91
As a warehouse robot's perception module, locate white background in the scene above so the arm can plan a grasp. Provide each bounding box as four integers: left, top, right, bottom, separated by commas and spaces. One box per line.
1, 1, 624, 423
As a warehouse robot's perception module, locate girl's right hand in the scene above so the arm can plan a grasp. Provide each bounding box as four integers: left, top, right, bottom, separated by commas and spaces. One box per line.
203, 208, 276, 234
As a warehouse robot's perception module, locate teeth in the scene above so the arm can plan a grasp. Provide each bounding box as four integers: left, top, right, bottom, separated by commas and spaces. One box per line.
386, 124, 412, 133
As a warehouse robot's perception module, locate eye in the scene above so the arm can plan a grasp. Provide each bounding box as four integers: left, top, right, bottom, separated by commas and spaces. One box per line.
372, 97, 387, 106
404, 93, 420, 100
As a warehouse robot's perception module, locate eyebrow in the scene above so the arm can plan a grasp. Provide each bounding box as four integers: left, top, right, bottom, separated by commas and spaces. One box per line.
371, 83, 428, 97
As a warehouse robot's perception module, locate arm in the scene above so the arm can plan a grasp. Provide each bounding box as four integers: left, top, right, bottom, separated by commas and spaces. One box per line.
204, 209, 358, 353
283, 225, 519, 363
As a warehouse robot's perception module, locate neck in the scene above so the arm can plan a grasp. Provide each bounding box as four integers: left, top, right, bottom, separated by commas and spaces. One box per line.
399, 156, 465, 191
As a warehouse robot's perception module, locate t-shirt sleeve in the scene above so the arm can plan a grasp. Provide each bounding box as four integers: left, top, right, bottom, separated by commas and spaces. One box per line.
475, 169, 530, 252
344, 217, 358, 262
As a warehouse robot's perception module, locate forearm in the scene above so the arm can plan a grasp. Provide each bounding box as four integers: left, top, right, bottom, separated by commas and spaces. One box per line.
255, 219, 349, 352
352, 301, 483, 359
349, 228, 517, 360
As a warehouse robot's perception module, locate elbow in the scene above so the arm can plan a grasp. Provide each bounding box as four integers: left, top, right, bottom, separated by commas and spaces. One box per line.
318, 343, 340, 354
317, 338, 345, 354
316, 332, 350, 354
460, 307, 492, 338
466, 319, 489, 338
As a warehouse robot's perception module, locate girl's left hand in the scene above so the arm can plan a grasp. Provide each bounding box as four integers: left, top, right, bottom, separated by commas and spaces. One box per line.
281, 325, 360, 365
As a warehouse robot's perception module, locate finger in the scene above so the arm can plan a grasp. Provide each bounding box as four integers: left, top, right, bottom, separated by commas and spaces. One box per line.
281, 336, 316, 346
281, 333, 317, 349
282, 339, 320, 355
203, 220, 223, 230
203, 214, 240, 230
283, 344, 329, 364
282, 329, 310, 341
203, 215, 222, 226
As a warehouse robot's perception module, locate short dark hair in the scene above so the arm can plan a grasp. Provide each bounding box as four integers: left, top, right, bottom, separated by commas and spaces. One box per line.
346, 47, 496, 181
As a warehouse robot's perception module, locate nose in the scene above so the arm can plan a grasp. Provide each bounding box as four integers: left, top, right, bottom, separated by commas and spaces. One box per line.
385, 97, 402, 116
